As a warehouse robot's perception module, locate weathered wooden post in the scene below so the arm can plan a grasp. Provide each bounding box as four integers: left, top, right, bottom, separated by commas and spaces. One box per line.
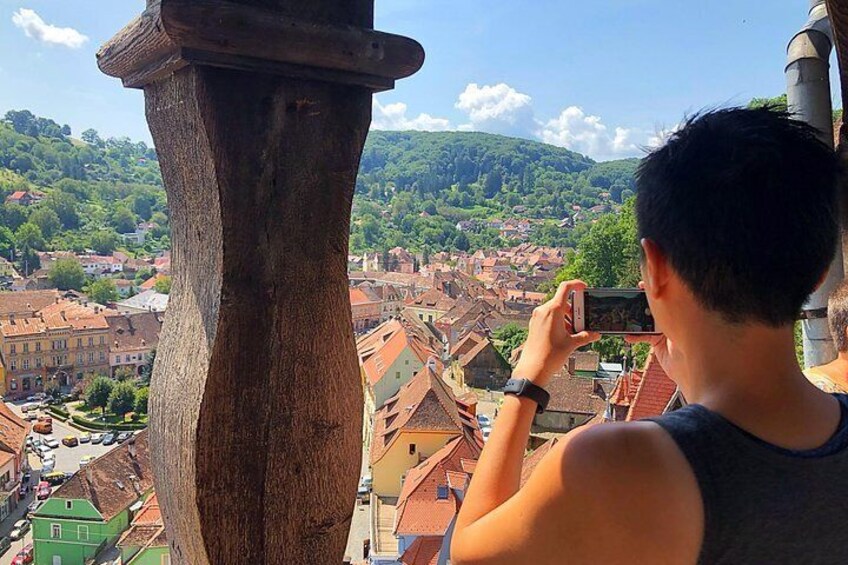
97, 2, 423, 563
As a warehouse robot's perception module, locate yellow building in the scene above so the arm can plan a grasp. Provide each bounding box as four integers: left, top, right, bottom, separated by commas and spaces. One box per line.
369, 366, 481, 497
403, 289, 457, 325
0, 300, 111, 397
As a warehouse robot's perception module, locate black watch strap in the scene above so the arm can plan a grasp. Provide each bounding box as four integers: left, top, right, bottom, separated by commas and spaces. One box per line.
503, 378, 550, 414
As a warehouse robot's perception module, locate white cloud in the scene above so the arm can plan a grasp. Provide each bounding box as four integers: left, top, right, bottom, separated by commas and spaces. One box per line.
12, 8, 88, 49
372, 98, 452, 132
455, 83, 535, 135
538, 106, 642, 161
646, 123, 682, 148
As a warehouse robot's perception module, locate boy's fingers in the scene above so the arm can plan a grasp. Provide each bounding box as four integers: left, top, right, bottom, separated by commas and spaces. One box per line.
551, 280, 586, 311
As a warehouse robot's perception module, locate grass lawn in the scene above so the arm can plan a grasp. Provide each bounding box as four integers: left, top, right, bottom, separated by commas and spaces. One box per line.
75, 402, 149, 425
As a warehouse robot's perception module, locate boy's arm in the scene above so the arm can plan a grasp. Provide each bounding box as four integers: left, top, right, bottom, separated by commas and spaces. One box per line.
451, 280, 702, 564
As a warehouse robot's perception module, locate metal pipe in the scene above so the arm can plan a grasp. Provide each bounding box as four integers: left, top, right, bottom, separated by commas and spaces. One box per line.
786, 0, 842, 367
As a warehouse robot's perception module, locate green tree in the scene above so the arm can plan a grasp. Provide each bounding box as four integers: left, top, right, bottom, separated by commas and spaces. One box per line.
154, 275, 172, 294
114, 366, 137, 382
44, 380, 62, 401
14, 222, 44, 252
493, 323, 529, 363
111, 206, 138, 234
135, 386, 149, 414
108, 381, 137, 419
748, 94, 788, 112
48, 258, 86, 291
89, 230, 120, 255
140, 349, 156, 385
86, 278, 119, 304
29, 207, 61, 239
85, 376, 114, 416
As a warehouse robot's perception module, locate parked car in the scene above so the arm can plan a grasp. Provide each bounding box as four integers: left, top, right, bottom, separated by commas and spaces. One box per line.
62, 435, 78, 447
41, 459, 55, 474
90, 433, 105, 445
17, 483, 26, 497
23, 412, 37, 422
102, 433, 117, 446
477, 414, 491, 427
43, 471, 67, 486
30, 438, 42, 450
481, 426, 492, 442
21, 472, 31, 485
79, 455, 96, 468
11, 543, 33, 565
28, 393, 45, 401
32, 421, 51, 435
78, 432, 91, 444
36, 481, 50, 501
9, 519, 29, 541
117, 431, 134, 443
35, 445, 52, 459
0, 535, 10, 556
43, 436, 59, 449
26, 500, 42, 519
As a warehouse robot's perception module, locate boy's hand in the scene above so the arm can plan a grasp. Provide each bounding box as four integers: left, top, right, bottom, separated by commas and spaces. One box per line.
513, 280, 600, 388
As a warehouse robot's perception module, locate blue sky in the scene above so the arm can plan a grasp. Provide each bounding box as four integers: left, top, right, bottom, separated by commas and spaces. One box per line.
0, 1, 840, 161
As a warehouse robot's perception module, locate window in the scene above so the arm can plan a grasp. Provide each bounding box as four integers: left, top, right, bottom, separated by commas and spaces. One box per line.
395, 371, 401, 379
77, 525, 88, 541
76, 338, 82, 349
88, 337, 94, 347
437, 485, 449, 500
65, 500, 73, 510
405, 360, 409, 365
408, 443, 416, 455
88, 353, 94, 364
22, 359, 29, 370
9, 345, 15, 354
36, 357, 42, 368
35, 342, 40, 352
22, 343, 28, 353
568, 416, 576, 428
125, 355, 130, 363
115, 356, 120, 364
9, 361, 15, 371
51, 523, 61, 539
100, 352, 105, 361
76, 353, 84, 365
99, 336, 105, 345
419, 314, 424, 320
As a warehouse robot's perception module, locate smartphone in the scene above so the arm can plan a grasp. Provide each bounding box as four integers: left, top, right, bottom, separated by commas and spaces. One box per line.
572, 288, 659, 334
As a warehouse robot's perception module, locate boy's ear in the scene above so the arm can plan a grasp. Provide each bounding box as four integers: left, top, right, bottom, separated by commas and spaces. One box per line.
640, 238, 668, 295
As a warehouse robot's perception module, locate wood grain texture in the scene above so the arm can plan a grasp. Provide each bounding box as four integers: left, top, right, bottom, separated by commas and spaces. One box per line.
146, 65, 368, 564
99, 0, 423, 90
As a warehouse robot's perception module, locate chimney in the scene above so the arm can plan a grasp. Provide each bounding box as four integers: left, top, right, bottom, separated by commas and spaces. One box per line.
128, 437, 136, 459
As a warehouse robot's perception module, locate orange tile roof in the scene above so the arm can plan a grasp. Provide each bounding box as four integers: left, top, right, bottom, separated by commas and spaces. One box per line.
139, 273, 167, 291
349, 287, 380, 306
626, 352, 678, 421
358, 319, 440, 388
0, 290, 62, 318
370, 368, 481, 465
0, 401, 29, 460
609, 369, 643, 407
394, 436, 480, 537
400, 537, 442, 565
520, 438, 560, 488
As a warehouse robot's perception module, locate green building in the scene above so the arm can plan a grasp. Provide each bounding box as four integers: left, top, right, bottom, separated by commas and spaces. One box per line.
32, 431, 152, 565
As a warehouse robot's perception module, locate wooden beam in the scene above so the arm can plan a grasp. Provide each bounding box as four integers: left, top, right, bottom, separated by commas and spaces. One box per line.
99, 1, 422, 563
98, 0, 424, 91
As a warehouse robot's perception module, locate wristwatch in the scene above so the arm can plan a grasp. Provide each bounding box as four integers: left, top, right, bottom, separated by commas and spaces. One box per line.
503, 378, 550, 414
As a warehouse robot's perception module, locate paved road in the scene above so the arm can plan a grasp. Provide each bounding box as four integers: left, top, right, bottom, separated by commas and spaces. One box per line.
344, 442, 371, 563
0, 401, 123, 565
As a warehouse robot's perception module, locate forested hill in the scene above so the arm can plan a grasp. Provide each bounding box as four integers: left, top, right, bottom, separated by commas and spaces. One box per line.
352, 130, 639, 253
0, 109, 640, 262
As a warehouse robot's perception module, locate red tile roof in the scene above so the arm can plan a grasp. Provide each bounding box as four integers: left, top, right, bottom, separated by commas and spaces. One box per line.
357, 318, 441, 388
0, 402, 29, 461
349, 287, 380, 306
400, 537, 442, 565
107, 312, 163, 353
394, 436, 480, 537
626, 353, 678, 421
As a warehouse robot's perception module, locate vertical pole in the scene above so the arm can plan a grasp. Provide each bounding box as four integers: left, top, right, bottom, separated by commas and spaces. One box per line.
787, 0, 841, 367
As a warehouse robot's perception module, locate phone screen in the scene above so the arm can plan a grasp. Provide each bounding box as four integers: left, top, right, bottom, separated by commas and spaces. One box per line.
584, 289, 656, 334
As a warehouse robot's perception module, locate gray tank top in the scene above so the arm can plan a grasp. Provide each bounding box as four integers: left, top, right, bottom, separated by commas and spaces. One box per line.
651, 394, 848, 564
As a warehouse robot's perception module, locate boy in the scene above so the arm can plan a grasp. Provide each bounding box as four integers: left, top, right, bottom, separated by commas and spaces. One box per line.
452, 107, 848, 564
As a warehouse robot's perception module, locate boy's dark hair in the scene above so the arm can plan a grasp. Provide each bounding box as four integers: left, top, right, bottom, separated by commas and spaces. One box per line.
828, 280, 848, 352
636, 107, 839, 326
